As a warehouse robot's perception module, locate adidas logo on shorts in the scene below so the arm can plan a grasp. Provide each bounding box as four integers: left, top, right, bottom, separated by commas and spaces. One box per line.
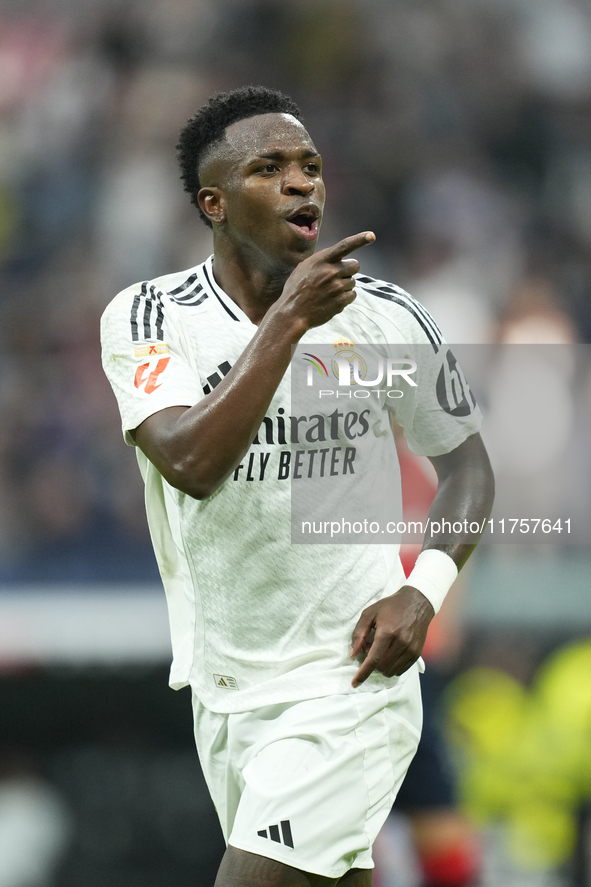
257, 820, 294, 848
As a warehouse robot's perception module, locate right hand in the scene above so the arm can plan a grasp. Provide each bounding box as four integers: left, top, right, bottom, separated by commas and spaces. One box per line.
276, 231, 376, 332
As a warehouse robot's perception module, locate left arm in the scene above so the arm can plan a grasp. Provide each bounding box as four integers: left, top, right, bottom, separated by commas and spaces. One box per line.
351, 432, 494, 686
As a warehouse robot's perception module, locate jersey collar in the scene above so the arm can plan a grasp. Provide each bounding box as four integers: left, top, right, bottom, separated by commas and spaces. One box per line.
200, 255, 256, 326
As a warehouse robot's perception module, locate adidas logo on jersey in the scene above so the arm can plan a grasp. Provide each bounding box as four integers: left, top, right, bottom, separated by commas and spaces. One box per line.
203, 361, 232, 395
257, 820, 294, 849
213, 674, 239, 689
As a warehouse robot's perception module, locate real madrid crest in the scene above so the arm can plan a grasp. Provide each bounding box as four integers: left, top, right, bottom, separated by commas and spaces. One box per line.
332, 339, 366, 383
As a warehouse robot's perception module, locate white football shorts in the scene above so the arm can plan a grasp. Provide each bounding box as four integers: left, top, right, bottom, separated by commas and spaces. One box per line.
191, 666, 422, 879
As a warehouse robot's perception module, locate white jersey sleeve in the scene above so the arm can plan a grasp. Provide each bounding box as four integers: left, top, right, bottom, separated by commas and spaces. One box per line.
388, 341, 482, 457
353, 276, 482, 457
101, 282, 203, 445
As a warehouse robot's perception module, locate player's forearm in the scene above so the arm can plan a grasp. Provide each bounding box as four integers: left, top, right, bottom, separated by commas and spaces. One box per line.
349, 444, 494, 685
135, 307, 305, 499
423, 433, 495, 570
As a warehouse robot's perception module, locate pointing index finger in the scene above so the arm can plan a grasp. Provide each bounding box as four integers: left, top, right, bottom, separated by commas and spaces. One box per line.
352, 632, 386, 688
324, 231, 376, 263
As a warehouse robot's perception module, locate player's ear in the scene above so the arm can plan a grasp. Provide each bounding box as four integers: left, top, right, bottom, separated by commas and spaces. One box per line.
198, 187, 225, 225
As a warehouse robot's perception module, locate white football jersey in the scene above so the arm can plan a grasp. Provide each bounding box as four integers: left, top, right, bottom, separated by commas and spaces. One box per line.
101, 256, 481, 712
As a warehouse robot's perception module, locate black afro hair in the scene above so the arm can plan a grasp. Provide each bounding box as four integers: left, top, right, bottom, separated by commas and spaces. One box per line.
177, 85, 303, 228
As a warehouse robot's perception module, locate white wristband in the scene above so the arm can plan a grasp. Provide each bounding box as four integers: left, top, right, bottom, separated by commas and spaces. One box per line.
406, 549, 458, 614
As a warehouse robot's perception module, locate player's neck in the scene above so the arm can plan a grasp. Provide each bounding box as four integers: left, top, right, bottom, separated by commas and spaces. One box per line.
211, 240, 292, 326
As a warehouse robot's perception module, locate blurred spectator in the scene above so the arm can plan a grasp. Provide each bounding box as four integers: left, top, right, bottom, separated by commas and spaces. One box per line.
0, 750, 71, 887
495, 276, 578, 345
444, 639, 591, 883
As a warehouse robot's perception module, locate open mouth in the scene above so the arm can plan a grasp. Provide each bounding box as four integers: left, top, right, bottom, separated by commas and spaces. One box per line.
286, 207, 319, 241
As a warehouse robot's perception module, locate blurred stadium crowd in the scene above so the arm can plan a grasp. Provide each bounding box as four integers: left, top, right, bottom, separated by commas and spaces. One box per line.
2, 2, 591, 886
1, 0, 591, 581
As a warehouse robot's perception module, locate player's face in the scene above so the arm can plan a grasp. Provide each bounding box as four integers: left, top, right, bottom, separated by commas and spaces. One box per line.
210, 113, 325, 270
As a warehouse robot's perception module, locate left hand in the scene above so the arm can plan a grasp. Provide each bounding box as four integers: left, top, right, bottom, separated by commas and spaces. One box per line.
350, 585, 435, 687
